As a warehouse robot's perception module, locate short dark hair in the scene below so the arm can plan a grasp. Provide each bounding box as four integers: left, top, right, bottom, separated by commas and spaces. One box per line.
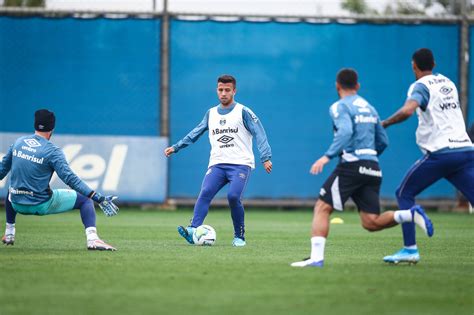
412, 48, 435, 71
336, 68, 358, 89
217, 75, 236, 88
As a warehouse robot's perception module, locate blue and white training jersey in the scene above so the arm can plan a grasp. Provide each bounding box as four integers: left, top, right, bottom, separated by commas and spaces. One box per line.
407, 73, 473, 154
0, 134, 93, 205
325, 94, 388, 163
172, 102, 272, 168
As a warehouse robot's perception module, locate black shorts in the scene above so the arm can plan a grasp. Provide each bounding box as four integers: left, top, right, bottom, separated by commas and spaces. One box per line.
319, 160, 382, 214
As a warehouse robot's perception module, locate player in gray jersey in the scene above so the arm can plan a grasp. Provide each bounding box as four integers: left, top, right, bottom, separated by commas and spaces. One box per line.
291, 69, 433, 268
0, 109, 119, 250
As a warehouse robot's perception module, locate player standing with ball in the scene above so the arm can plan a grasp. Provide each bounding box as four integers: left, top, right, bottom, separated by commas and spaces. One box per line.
164, 75, 272, 247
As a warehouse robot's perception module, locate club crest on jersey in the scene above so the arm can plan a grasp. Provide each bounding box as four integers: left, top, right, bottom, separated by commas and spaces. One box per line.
439, 86, 453, 95
219, 118, 226, 126
217, 135, 234, 144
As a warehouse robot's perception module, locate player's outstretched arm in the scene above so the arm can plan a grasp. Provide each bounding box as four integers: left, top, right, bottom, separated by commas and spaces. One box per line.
90, 192, 119, 217
166, 111, 210, 156
382, 100, 418, 128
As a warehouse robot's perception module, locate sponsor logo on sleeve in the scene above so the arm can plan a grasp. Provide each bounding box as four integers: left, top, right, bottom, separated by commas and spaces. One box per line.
354, 115, 378, 124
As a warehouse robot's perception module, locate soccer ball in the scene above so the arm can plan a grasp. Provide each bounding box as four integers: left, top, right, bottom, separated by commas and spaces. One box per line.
192, 225, 216, 246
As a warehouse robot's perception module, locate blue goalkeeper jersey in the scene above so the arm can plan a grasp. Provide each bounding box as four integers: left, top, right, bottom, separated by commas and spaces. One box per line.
0, 134, 93, 205
325, 94, 388, 163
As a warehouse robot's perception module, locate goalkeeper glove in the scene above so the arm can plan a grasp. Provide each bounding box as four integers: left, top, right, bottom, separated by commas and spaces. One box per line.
91, 192, 119, 217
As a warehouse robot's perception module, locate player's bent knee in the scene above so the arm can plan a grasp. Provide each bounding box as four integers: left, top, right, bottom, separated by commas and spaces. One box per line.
199, 188, 215, 199
315, 199, 333, 215
362, 223, 378, 232
227, 193, 241, 204
361, 217, 381, 232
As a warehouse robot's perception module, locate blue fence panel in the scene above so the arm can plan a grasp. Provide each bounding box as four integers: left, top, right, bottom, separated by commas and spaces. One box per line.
170, 20, 459, 199
0, 17, 160, 136
469, 26, 474, 126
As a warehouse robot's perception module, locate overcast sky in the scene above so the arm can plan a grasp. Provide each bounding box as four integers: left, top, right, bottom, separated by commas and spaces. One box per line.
45, 0, 398, 16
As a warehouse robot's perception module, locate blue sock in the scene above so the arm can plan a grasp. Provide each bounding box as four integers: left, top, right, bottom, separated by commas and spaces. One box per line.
74, 194, 96, 229
5, 194, 16, 224
191, 166, 227, 227
227, 165, 251, 240
396, 193, 416, 248
401, 222, 416, 247
228, 191, 245, 240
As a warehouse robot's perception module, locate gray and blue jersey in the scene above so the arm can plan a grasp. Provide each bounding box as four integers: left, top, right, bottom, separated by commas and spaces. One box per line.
172, 102, 272, 163
0, 134, 93, 205
325, 94, 388, 163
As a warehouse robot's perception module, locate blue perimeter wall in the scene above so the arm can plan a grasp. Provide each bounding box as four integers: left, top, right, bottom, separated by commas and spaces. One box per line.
170, 20, 460, 199
469, 26, 474, 125
0, 17, 160, 136
0, 17, 464, 199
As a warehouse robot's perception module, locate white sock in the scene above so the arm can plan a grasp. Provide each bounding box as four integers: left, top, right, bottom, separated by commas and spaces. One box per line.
85, 227, 99, 241
394, 210, 412, 223
413, 211, 428, 234
5, 223, 15, 235
310, 236, 326, 262
404, 245, 418, 250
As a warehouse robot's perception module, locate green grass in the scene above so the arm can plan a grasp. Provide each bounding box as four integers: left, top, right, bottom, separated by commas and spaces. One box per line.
0, 208, 473, 315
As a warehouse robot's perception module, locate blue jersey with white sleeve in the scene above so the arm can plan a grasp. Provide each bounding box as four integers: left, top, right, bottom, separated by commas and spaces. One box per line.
172, 102, 272, 163
0, 134, 94, 205
325, 94, 388, 163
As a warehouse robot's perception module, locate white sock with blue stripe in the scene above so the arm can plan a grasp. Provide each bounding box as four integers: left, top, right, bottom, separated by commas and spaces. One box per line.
394, 210, 412, 223
310, 236, 326, 262
394, 210, 428, 235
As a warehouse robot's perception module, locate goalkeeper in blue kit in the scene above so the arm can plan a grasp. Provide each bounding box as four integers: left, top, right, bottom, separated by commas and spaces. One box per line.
0, 109, 119, 250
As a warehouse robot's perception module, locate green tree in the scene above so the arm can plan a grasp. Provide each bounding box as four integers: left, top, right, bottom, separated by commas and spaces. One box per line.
341, 0, 374, 14
4, 0, 44, 7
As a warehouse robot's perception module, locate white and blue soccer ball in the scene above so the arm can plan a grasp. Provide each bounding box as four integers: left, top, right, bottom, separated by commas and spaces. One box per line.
192, 225, 216, 246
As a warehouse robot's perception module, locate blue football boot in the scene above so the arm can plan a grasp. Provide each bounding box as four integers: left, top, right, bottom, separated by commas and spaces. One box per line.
290, 257, 324, 268
232, 237, 246, 247
383, 248, 420, 264
177, 226, 195, 244
411, 205, 434, 237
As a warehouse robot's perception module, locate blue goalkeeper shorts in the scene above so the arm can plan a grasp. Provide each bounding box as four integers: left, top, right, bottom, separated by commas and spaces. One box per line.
12, 189, 78, 216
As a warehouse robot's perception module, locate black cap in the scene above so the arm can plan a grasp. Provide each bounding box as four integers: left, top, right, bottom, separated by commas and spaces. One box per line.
34, 109, 56, 132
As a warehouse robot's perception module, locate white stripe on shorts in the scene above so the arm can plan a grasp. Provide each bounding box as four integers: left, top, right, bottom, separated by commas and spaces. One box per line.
331, 176, 343, 211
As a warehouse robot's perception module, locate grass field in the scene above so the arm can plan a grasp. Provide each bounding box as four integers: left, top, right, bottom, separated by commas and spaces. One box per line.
0, 208, 472, 315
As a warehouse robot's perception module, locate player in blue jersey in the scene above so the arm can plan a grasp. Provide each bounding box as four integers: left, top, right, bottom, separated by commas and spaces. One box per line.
382, 48, 473, 264
0, 109, 119, 250
164, 75, 272, 247
291, 68, 433, 268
